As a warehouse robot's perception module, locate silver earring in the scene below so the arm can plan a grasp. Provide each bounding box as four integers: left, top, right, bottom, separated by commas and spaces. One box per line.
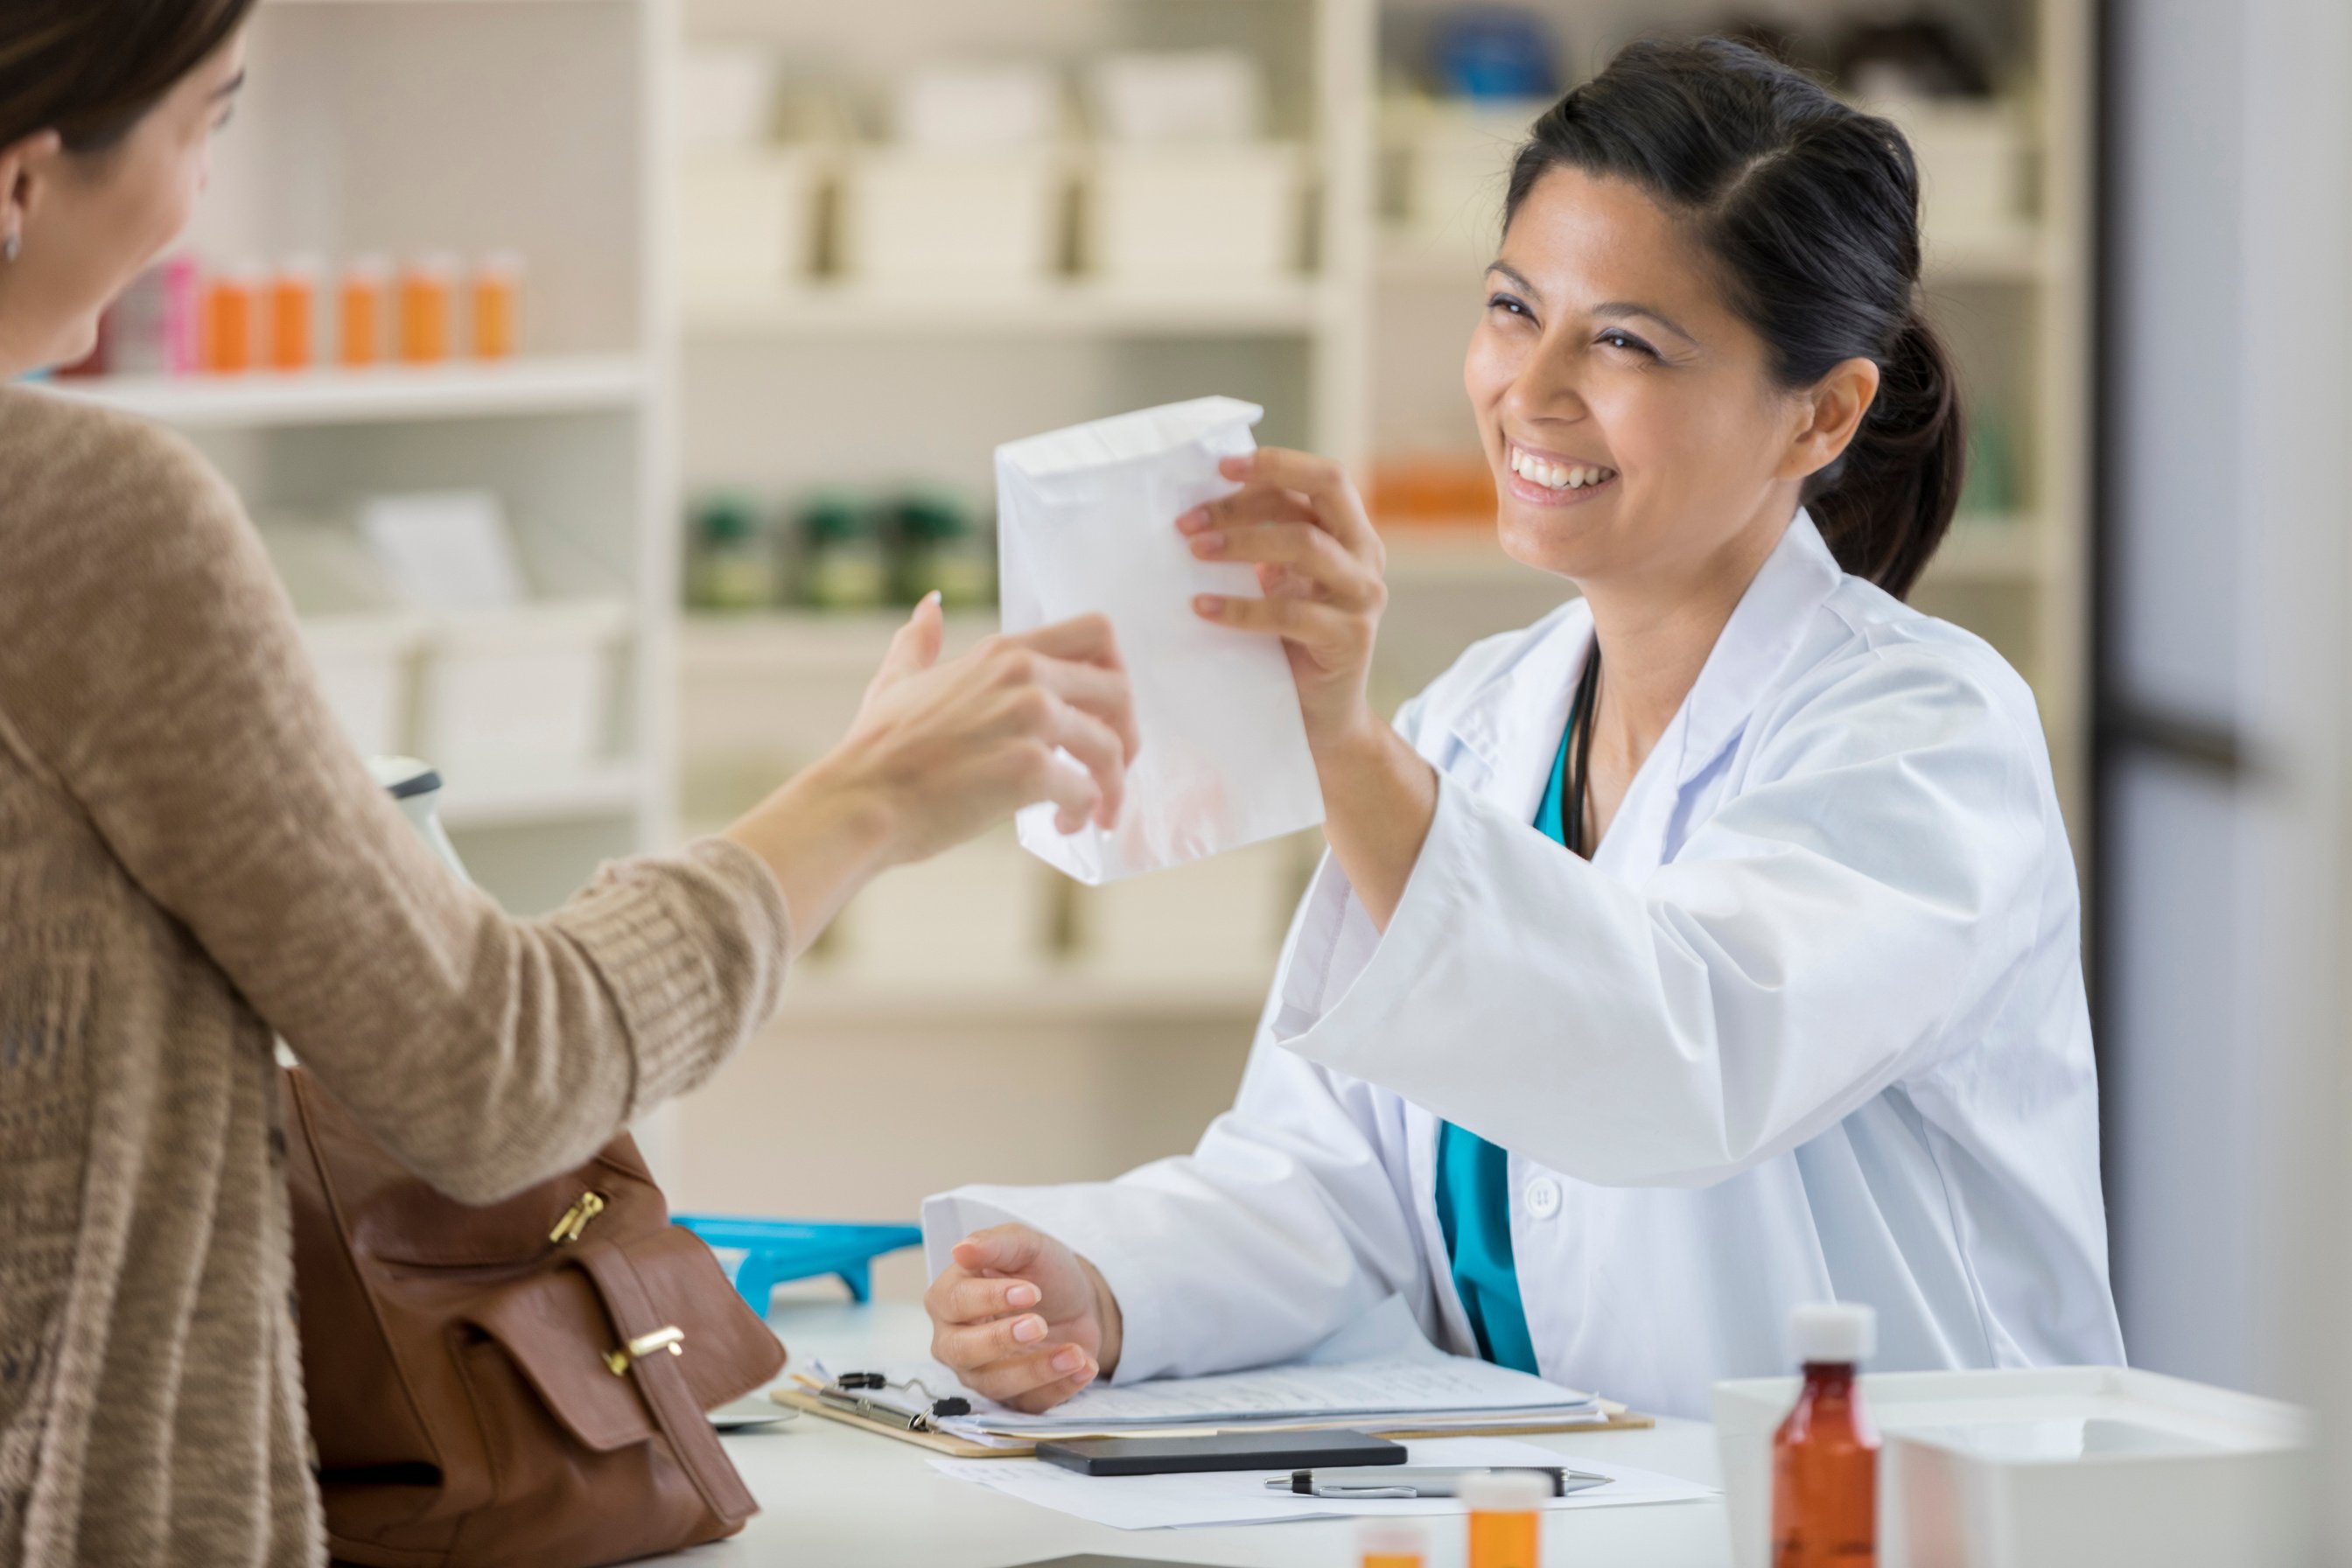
2, 231, 18, 264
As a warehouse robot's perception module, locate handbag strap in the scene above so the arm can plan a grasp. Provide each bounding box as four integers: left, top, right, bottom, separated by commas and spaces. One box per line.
574, 1241, 759, 1526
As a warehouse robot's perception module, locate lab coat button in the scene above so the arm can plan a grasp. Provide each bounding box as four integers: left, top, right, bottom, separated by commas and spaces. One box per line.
1524, 1177, 1563, 1220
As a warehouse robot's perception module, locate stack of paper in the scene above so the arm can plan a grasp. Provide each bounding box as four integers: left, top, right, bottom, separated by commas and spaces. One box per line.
814, 1298, 1611, 1451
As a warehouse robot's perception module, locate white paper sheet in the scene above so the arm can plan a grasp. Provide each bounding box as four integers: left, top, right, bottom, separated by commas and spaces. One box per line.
928, 1437, 1717, 1530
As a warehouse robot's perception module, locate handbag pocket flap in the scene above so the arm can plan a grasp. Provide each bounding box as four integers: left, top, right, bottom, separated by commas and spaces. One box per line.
466, 1226, 786, 1453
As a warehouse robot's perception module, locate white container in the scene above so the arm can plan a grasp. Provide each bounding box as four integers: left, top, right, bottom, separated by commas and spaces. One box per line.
838, 148, 1067, 286
1086, 51, 1264, 144
1875, 99, 2033, 249
833, 828, 1050, 984
1076, 835, 1300, 983
301, 613, 426, 759
680, 147, 823, 295
1712, 1366, 2316, 1568
1082, 144, 1306, 284
1390, 98, 1550, 257
679, 46, 778, 150
415, 599, 632, 785
892, 61, 1064, 150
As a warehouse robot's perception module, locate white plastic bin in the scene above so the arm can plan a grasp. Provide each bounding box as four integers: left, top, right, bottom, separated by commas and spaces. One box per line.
1875, 100, 2033, 249
1390, 98, 1550, 257
1085, 52, 1264, 144
300, 613, 425, 759
680, 147, 824, 295
1074, 834, 1303, 984
1712, 1365, 2315, 1568
415, 599, 632, 785
1082, 144, 1306, 284
837, 149, 1067, 287
832, 828, 1051, 984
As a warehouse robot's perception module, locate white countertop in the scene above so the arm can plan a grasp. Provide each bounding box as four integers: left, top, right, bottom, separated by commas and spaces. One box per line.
653, 1300, 1736, 1568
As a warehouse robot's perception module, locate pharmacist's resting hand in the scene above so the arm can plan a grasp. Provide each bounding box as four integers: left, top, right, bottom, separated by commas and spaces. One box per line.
924, 1223, 1124, 1414
1180, 446, 1389, 754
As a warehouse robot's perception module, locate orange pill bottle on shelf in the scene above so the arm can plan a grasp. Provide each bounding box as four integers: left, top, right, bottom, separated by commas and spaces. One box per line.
398, 254, 457, 364
1771, 1302, 1880, 1568
267, 256, 318, 372
472, 251, 523, 360
339, 256, 389, 368
1359, 1519, 1427, 1568
202, 262, 262, 374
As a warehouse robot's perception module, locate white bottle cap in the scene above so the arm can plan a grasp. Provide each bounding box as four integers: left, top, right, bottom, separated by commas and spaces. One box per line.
1458, 1469, 1552, 1513
1788, 1301, 1877, 1366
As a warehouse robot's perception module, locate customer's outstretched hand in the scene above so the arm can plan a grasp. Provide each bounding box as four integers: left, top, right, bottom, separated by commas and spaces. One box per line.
724, 597, 1137, 956
924, 1223, 1124, 1414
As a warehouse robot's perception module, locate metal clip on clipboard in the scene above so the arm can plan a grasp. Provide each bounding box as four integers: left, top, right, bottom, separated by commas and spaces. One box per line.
811, 1371, 972, 1433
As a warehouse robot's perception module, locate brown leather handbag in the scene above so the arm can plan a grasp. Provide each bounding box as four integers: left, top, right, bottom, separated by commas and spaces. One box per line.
280, 1068, 787, 1567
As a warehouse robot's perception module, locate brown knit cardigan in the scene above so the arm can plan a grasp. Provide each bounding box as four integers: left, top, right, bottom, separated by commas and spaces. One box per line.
0, 386, 790, 1565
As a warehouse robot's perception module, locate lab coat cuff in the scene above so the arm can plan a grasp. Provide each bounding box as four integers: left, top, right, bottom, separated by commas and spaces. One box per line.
1270, 772, 1477, 1049
920, 1187, 1177, 1387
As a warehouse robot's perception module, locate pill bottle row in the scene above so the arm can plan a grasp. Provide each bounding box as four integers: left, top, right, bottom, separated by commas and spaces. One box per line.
201, 252, 526, 373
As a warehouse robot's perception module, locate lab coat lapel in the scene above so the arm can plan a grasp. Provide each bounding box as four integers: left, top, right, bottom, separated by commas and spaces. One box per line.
1669, 509, 1845, 787
1439, 598, 1592, 822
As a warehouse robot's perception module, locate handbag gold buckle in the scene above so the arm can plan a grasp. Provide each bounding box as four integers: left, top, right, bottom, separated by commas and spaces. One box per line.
605, 1326, 685, 1376
550, 1191, 607, 1246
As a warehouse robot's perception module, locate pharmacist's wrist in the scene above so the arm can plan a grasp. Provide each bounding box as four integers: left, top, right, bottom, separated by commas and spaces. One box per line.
1079, 1253, 1124, 1381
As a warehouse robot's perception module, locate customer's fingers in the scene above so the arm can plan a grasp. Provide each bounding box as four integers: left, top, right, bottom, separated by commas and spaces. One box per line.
1025, 654, 1141, 762
1024, 742, 1103, 837
1004, 612, 1124, 672
1040, 700, 1128, 830
870, 592, 946, 691
960, 1343, 1097, 1407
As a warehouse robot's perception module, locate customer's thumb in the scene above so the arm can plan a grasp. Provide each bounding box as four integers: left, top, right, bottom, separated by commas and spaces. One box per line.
874, 592, 945, 685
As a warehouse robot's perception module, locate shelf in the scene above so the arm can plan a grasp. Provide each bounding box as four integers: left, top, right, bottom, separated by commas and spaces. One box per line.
683, 279, 1338, 340
49, 355, 648, 430
774, 968, 1270, 1026
1922, 228, 2062, 284
437, 762, 646, 830
1922, 519, 2045, 584
681, 609, 999, 673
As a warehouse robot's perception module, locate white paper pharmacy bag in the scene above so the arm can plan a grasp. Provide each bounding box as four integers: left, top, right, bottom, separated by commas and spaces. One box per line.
995, 396, 1324, 884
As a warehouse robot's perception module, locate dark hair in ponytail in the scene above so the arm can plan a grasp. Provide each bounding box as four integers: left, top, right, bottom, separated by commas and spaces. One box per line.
1503, 38, 1963, 599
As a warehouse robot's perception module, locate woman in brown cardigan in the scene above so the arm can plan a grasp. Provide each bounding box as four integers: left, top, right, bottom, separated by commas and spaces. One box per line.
0, 4, 1138, 1562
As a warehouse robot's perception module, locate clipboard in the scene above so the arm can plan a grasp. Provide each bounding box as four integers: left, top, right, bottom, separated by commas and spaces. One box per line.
768, 1383, 1656, 1460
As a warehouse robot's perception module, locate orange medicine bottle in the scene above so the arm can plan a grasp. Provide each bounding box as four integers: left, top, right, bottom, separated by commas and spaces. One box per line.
268, 256, 318, 372
1462, 1469, 1547, 1568
339, 256, 388, 368
398, 253, 457, 364
1771, 1303, 1880, 1567
1359, 1519, 1426, 1568
202, 262, 262, 374
472, 251, 522, 360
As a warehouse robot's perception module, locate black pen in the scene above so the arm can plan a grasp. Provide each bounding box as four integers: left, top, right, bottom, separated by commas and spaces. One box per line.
1267, 1465, 1608, 1499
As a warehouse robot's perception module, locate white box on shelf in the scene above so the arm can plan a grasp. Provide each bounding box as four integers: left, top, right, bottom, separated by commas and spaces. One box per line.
1712, 1365, 2315, 1568
300, 613, 426, 759
1085, 51, 1264, 144
357, 490, 525, 612
831, 828, 1049, 984
1873, 99, 2034, 251
892, 61, 1064, 150
838, 149, 1067, 286
1082, 144, 1306, 284
416, 598, 633, 785
680, 46, 779, 150
1074, 835, 1300, 984
1389, 98, 1549, 257
680, 147, 823, 295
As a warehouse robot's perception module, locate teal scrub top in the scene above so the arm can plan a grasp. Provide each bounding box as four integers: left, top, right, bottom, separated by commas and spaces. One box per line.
1431, 714, 1574, 1376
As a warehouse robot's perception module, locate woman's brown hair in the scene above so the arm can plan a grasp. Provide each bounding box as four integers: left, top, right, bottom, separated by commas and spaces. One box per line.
0, 0, 257, 154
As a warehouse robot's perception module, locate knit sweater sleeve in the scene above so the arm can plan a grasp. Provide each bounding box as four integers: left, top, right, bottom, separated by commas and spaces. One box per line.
0, 389, 790, 1203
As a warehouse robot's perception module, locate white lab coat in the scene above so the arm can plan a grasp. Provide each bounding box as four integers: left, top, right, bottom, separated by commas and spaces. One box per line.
924, 511, 2125, 1419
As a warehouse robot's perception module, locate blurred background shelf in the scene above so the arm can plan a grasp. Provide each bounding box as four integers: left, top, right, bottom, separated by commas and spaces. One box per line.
683, 281, 1342, 340
52, 355, 649, 429
774, 970, 1272, 1026
434, 762, 649, 830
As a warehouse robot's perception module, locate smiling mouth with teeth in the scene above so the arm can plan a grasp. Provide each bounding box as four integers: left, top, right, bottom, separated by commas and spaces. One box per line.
1508, 444, 1619, 493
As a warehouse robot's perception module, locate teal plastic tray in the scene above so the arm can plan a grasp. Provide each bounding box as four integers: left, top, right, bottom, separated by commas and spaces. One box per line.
673, 1215, 923, 1312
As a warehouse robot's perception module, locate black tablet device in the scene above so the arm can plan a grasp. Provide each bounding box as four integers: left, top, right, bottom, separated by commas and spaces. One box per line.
1033, 1429, 1406, 1477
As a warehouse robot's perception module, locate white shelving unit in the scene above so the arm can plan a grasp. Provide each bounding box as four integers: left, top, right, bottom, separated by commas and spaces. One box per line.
660, 0, 2097, 1232
74, 0, 680, 917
